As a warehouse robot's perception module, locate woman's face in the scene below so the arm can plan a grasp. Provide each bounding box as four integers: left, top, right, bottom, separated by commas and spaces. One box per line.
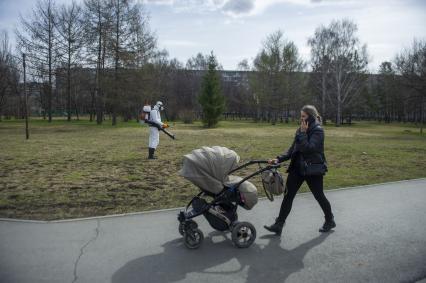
300, 111, 309, 122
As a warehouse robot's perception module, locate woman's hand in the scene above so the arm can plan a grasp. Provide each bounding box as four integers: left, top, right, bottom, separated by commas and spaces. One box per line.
300, 119, 309, 133
268, 158, 278, 164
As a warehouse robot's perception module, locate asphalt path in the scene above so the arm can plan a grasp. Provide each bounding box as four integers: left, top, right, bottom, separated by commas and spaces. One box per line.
1, 178, 425, 283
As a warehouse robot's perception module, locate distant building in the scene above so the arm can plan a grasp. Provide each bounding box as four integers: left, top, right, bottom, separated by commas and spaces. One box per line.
54, 67, 250, 91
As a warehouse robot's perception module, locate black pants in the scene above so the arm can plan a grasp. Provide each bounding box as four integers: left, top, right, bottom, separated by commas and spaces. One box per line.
277, 170, 333, 223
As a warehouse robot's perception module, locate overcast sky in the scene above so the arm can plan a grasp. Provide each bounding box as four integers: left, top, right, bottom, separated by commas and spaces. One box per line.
1, 0, 425, 72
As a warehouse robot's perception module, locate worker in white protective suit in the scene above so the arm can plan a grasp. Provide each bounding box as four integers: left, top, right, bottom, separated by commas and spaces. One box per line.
148, 101, 169, 159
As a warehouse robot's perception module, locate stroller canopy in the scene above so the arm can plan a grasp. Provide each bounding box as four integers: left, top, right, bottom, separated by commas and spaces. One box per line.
179, 146, 240, 195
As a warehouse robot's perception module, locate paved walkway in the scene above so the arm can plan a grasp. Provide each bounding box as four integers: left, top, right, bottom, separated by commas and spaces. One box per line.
1, 179, 426, 283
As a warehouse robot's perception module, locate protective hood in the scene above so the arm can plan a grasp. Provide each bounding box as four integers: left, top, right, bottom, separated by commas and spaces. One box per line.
154, 101, 164, 111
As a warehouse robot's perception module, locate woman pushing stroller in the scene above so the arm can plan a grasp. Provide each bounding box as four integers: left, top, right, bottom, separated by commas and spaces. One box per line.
264, 105, 336, 236
177, 105, 335, 249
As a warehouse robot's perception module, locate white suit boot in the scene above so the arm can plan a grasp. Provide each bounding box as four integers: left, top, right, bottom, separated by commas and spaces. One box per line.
148, 148, 157, 159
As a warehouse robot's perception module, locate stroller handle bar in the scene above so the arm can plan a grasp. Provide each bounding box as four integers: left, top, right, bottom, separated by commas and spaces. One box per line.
227, 160, 284, 190
228, 160, 277, 175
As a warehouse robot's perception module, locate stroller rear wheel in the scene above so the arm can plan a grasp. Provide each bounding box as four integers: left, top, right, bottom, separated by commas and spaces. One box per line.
231, 222, 256, 248
184, 228, 204, 249
178, 220, 198, 236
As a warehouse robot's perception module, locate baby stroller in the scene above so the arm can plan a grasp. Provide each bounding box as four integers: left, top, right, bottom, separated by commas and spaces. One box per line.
178, 146, 283, 249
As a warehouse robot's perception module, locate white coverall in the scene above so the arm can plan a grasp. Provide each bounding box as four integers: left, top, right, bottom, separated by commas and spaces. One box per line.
148, 105, 164, 149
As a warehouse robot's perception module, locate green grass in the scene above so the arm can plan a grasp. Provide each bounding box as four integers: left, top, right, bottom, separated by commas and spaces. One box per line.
0, 118, 425, 220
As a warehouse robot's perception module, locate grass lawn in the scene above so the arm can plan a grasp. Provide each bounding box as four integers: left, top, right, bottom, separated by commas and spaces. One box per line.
0, 118, 425, 220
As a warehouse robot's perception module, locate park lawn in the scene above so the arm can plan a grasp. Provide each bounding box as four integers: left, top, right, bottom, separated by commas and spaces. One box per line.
0, 119, 425, 220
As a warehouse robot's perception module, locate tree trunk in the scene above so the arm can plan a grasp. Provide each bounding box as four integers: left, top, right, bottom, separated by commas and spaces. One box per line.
96, 90, 103, 125
96, 6, 103, 125
73, 85, 79, 121
74, 100, 79, 121
321, 74, 327, 125
111, 0, 120, 126
421, 95, 424, 134
112, 111, 117, 125
48, 5, 53, 123
67, 36, 71, 122
335, 73, 342, 127
90, 90, 95, 122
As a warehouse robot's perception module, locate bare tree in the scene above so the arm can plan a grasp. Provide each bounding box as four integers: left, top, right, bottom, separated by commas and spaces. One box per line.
128, 3, 157, 68
82, 0, 156, 125
251, 30, 304, 124
56, 0, 84, 121
83, 0, 112, 124
281, 41, 306, 122
308, 25, 332, 123
395, 39, 426, 133
16, 0, 58, 122
0, 31, 10, 120
186, 53, 208, 71
327, 19, 368, 125
237, 59, 250, 71
0, 31, 20, 121
375, 62, 397, 123
108, 0, 154, 125
183, 52, 219, 118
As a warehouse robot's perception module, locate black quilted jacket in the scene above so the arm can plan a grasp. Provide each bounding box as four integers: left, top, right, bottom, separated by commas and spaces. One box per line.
277, 121, 327, 173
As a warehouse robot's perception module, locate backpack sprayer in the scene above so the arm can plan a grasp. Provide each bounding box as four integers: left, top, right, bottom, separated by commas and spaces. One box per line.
140, 104, 176, 140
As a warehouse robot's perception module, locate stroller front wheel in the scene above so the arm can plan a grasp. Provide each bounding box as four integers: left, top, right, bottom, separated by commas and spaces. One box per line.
231, 222, 256, 248
179, 220, 198, 236
184, 228, 204, 249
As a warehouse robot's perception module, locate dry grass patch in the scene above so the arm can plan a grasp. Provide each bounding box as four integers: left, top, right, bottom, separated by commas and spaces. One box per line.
0, 119, 425, 220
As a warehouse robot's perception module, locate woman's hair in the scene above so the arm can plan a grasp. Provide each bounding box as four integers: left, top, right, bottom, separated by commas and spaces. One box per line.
301, 105, 322, 124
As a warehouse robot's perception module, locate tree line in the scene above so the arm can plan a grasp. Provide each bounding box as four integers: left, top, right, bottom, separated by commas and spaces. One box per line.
0, 0, 424, 131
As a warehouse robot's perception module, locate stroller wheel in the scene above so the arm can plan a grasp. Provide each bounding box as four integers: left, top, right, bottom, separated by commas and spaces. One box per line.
184, 228, 204, 249
178, 220, 198, 236
178, 223, 185, 236
231, 222, 256, 248
230, 221, 240, 231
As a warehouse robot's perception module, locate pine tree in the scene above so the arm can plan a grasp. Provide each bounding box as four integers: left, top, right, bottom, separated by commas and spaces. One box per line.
198, 53, 225, 128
